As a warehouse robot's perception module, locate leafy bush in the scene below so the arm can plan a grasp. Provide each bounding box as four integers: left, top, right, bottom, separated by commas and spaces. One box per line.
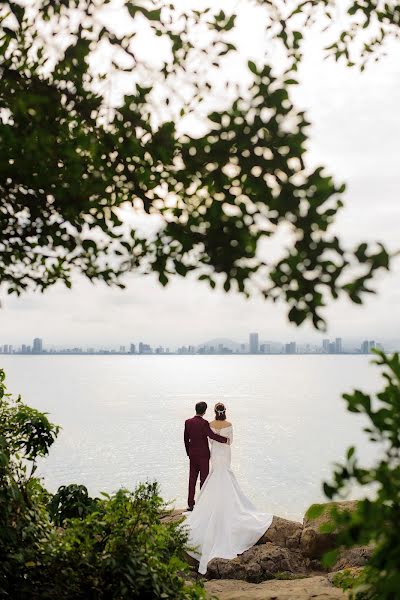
331, 568, 367, 592
0, 368, 58, 593
0, 369, 204, 599
48, 484, 98, 526
31, 484, 203, 600
322, 351, 400, 599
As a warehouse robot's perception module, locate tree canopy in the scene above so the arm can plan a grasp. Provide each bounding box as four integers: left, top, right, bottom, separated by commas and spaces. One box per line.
0, 0, 394, 327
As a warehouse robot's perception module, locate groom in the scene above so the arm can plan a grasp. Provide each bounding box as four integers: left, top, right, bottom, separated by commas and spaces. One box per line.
184, 401, 229, 511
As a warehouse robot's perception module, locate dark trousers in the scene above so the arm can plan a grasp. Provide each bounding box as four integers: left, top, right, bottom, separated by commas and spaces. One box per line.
188, 455, 209, 508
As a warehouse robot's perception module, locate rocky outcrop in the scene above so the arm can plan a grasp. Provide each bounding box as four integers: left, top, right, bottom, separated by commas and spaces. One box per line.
205, 576, 347, 599
171, 500, 369, 597
301, 501, 359, 559
202, 501, 366, 583
257, 516, 303, 550
331, 546, 372, 571
207, 542, 310, 582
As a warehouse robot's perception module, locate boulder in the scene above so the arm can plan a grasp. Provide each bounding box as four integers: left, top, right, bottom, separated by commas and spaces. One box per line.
257, 516, 303, 550
207, 542, 310, 582
303, 501, 358, 530
301, 501, 359, 559
205, 575, 347, 599
331, 546, 373, 571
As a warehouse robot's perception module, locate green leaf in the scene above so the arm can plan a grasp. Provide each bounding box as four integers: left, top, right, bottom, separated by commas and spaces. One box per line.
248, 60, 258, 75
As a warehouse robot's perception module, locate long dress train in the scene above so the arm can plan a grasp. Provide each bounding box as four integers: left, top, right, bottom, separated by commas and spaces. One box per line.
185, 425, 273, 574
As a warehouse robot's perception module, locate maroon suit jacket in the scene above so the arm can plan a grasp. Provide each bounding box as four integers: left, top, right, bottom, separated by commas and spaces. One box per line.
184, 415, 228, 459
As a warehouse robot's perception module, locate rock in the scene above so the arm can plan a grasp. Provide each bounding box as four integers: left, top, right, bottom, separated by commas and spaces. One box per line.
301, 501, 359, 559
257, 516, 303, 550
160, 508, 185, 524
303, 501, 359, 531
300, 526, 335, 560
205, 575, 347, 599
331, 546, 372, 571
207, 542, 310, 582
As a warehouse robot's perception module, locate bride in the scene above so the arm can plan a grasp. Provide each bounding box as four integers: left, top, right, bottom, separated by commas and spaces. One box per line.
185, 402, 273, 574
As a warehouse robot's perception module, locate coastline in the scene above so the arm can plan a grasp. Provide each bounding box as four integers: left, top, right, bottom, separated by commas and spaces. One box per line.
163, 501, 370, 599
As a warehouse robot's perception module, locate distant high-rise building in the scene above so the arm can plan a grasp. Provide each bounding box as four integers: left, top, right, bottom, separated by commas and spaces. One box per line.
329, 342, 336, 354
240, 343, 245, 353
335, 338, 342, 354
249, 333, 259, 354
33, 338, 43, 354
119, 345, 126, 353
361, 340, 369, 354
323, 339, 330, 353
369, 340, 376, 351
285, 342, 296, 354
139, 342, 152, 354
130, 343, 136, 354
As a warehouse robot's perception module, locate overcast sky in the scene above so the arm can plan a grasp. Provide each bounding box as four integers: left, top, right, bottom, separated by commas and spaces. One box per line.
1, 2, 399, 350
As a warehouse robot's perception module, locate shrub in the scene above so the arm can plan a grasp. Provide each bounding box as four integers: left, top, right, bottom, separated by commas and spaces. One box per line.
33, 484, 204, 600
48, 484, 98, 526
322, 351, 400, 599
0, 369, 204, 599
0, 368, 58, 594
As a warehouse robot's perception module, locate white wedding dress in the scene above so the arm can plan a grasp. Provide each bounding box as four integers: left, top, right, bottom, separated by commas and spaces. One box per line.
185, 425, 273, 574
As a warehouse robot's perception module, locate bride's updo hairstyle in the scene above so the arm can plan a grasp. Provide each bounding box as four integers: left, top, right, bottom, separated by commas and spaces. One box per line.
214, 402, 227, 421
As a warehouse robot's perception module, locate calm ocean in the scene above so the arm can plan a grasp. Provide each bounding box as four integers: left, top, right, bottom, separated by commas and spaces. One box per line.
0, 355, 380, 520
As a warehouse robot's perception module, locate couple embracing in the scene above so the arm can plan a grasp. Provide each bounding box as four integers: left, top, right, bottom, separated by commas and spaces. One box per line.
184, 401, 273, 574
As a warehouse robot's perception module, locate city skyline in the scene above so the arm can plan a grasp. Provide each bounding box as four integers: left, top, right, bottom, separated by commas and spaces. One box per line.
0, 334, 386, 356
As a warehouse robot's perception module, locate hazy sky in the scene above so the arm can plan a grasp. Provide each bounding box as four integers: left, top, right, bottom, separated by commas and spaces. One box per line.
1, 2, 399, 349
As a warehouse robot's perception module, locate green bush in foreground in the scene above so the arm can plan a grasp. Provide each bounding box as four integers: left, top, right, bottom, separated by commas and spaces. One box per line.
318, 351, 400, 599
47, 483, 99, 526
0, 368, 204, 599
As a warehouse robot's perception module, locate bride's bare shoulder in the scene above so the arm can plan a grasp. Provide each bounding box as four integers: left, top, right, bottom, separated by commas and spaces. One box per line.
210, 420, 232, 429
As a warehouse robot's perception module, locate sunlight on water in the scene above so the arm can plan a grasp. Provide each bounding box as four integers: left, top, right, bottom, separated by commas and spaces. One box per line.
1, 355, 381, 520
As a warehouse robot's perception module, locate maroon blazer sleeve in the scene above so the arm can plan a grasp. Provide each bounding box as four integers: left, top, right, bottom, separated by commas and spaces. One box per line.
184, 421, 190, 456
204, 421, 227, 444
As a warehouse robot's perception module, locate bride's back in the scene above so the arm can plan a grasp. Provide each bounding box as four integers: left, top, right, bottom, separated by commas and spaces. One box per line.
209, 419, 232, 430
209, 422, 232, 469
209, 403, 232, 467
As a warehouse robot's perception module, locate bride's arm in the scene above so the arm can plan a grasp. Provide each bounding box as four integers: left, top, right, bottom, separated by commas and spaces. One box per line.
228, 426, 233, 446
